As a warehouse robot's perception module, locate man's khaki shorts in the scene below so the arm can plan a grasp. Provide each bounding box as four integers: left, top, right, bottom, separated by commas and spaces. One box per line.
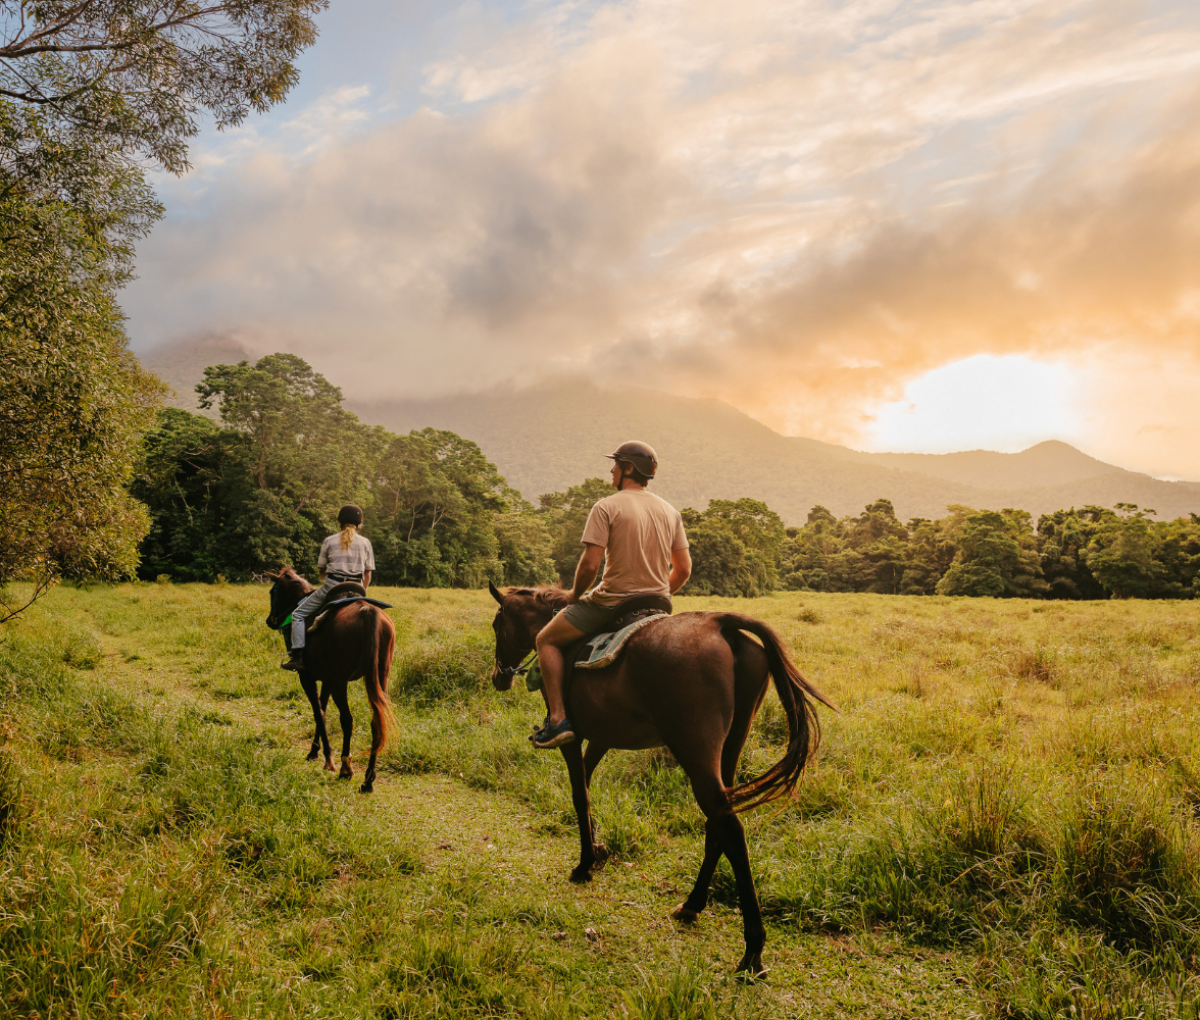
560, 598, 623, 635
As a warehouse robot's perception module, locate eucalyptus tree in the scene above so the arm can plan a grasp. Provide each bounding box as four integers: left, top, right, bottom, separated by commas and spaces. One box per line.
0, 1, 327, 617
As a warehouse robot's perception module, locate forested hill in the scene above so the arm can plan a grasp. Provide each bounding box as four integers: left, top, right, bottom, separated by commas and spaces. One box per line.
139, 340, 1200, 524
347, 380, 1200, 523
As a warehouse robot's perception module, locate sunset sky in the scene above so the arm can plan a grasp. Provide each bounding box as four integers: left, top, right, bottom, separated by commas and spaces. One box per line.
126, 0, 1200, 480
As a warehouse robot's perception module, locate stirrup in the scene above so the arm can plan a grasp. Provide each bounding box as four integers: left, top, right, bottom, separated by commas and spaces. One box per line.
281, 653, 304, 672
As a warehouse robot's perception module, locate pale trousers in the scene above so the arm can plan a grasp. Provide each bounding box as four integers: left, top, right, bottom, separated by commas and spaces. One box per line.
289, 577, 339, 650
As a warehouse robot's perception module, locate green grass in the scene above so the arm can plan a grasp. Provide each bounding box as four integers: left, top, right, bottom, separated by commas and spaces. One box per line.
1, 584, 1199, 1017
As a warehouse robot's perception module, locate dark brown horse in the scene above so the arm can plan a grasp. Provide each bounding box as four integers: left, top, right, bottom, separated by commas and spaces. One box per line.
266, 567, 395, 793
488, 582, 833, 977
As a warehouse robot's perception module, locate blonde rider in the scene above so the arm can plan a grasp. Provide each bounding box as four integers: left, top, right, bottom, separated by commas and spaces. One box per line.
282, 504, 375, 671
531, 442, 692, 748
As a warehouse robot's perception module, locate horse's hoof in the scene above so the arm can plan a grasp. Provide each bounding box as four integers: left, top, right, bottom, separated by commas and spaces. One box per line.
306, 749, 320, 761
338, 768, 353, 780
592, 843, 610, 864
569, 866, 594, 884
734, 954, 768, 982
672, 904, 700, 924
324, 760, 337, 773
358, 782, 373, 794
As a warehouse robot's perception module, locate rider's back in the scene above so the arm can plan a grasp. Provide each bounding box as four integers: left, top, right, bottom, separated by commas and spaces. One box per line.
581, 488, 687, 607
319, 531, 374, 577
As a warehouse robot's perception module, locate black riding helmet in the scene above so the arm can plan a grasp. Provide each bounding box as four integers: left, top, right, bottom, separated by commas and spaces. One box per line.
606, 441, 658, 479
337, 504, 364, 526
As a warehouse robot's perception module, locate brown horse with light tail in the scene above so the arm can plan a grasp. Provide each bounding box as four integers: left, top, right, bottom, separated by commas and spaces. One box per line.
488, 582, 834, 978
266, 567, 395, 793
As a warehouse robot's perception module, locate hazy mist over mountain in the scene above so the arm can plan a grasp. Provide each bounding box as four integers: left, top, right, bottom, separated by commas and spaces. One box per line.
141, 339, 1200, 525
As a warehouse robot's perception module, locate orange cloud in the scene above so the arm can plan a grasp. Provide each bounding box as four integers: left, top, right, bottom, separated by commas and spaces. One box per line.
128, 0, 1200, 476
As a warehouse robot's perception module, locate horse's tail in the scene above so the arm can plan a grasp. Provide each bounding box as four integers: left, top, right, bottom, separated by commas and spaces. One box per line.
361, 605, 394, 751
719, 614, 836, 813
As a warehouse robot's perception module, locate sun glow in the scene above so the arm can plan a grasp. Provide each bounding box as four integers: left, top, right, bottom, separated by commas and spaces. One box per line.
863, 355, 1083, 454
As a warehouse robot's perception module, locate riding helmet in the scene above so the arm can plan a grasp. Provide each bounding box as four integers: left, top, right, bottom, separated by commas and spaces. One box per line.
337, 504, 364, 526
606, 441, 658, 478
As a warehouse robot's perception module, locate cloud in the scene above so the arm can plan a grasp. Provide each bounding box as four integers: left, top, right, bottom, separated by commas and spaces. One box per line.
126, 0, 1200, 476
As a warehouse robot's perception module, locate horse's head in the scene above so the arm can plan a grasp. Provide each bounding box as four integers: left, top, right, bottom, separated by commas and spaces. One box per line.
265, 567, 314, 630
487, 579, 567, 690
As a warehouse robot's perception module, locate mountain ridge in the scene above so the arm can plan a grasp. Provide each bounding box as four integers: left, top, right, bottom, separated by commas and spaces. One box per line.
137, 338, 1200, 523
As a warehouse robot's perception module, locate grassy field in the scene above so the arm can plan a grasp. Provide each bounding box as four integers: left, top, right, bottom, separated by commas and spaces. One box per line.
1, 583, 1199, 1019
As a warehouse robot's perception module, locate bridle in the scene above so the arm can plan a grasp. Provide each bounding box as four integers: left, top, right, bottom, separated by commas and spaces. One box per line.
491, 599, 560, 680
266, 574, 313, 631
494, 647, 537, 680
266, 581, 282, 630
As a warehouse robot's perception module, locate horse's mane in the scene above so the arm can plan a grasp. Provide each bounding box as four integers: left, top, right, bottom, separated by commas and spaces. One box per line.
505, 585, 570, 609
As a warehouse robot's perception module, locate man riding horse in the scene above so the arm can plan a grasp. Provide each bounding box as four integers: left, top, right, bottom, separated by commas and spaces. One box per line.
531, 441, 692, 748
282, 503, 376, 672
490, 445, 831, 975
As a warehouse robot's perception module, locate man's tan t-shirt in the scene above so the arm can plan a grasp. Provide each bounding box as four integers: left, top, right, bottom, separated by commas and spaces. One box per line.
579, 488, 688, 607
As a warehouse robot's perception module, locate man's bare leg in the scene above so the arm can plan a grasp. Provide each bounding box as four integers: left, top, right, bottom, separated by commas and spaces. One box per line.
535, 612, 586, 731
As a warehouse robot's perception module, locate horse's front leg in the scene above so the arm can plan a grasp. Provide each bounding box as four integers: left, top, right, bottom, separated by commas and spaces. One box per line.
299, 671, 332, 767
561, 742, 596, 882
583, 741, 609, 864
675, 817, 723, 923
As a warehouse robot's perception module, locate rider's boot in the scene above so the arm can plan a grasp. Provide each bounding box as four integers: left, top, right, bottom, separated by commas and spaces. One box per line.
533, 717, 576, 748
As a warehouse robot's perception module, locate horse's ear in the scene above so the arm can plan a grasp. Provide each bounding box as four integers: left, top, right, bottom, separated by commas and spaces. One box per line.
488, 580, 505, 605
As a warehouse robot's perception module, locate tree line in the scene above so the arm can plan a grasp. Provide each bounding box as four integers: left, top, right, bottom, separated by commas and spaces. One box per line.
130, 354, 1200, 601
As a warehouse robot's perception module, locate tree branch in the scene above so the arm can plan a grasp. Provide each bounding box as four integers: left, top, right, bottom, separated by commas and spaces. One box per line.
0, 4, 229, 59
0, 567, 57, 625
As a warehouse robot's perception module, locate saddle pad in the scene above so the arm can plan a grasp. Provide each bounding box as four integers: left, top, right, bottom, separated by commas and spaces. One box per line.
574, 612, 667, 670
320, 595, 393, 614
304, 595, 394, 635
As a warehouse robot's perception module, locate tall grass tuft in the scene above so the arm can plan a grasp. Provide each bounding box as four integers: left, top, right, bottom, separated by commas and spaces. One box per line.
925, 764, 1047, 875
0, 752, 19, 848
619, 961, 726, 1020
975, 930, 1200, 1020
0, 848, 226, 1018
380, 927, 532, 1018
1053, 773, 1200, 952
394, 634, 494, 704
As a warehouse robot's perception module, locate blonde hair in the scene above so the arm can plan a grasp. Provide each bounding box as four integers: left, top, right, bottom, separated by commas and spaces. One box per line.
339, 523, 358, 551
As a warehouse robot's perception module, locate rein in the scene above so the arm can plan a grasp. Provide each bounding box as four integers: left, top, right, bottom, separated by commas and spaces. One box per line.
495, 647, 537, 679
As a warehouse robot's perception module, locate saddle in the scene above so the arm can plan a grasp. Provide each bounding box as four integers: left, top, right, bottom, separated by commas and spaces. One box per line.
526, 594, 671, 693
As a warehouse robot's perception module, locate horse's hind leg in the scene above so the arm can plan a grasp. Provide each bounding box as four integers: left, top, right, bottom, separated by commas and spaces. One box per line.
300, 671, 333, 769
675, 675, 765, 925
329, 682, 354, 779
360, 709, 381, 795
719, 809, 768, 979
681, 765, 768, 979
